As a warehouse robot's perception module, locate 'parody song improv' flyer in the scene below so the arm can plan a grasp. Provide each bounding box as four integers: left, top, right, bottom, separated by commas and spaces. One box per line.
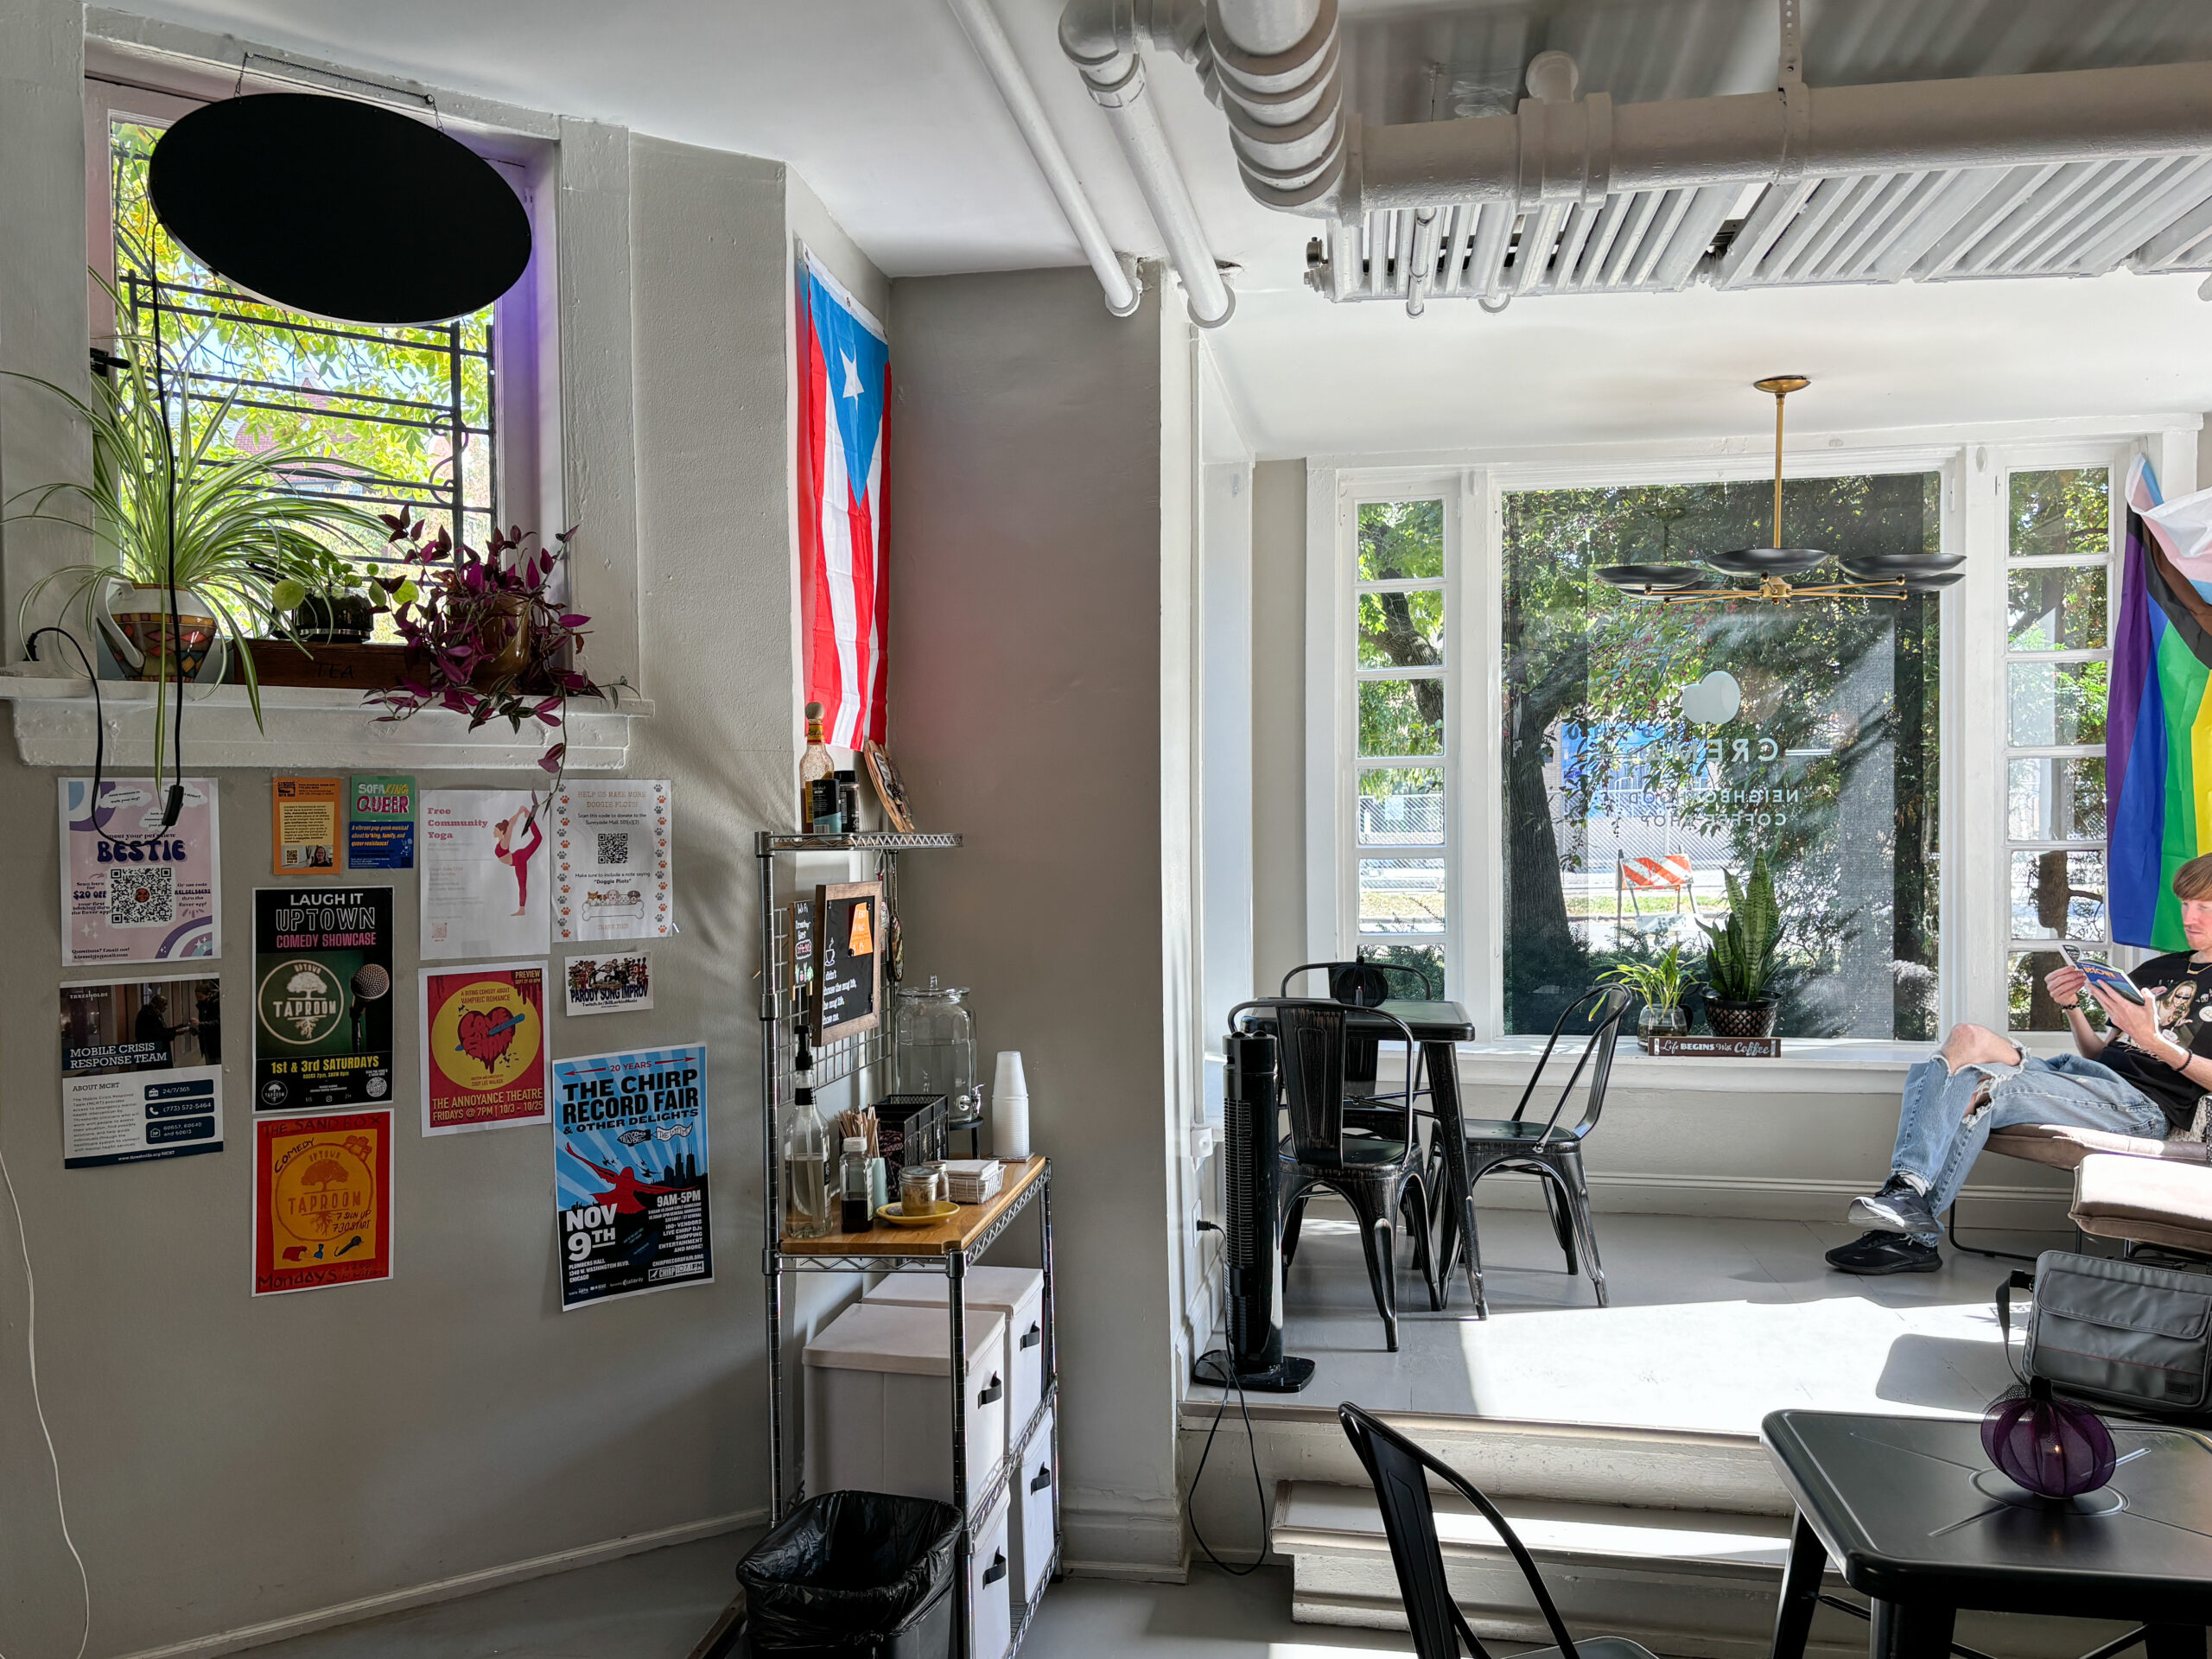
551, 1045, 709, 1310
252, 888, 396, 1112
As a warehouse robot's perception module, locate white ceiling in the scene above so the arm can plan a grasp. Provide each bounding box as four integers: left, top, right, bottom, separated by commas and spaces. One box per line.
107, 0, 2212, 458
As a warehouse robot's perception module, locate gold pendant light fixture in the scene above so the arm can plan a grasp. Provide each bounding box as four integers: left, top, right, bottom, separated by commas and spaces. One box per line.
1598, 377, 1963, 604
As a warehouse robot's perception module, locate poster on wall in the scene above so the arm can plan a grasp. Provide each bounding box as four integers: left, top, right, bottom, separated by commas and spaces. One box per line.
59, 976, 224, 1168
563, 953, 652, 1017
419, 961, 549, 1135
252, 887, 396, 1112
552, 780, 673, 941
59, 778, 221, 964
550, 1044, 710, 1311
252, 1109, 392, 1295
270, 776, 343, 873
421, 790, 550, 960
346, 774, 416, 869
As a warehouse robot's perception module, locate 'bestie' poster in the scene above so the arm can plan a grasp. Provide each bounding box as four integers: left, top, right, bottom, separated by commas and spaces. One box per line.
59, 779, 221, 963
252, 888, 396, 1112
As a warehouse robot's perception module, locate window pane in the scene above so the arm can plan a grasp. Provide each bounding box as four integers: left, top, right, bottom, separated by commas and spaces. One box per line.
1358, 859, 1446, 933
1360, 679, 1444, 758
2009, 469, 2110, 560
1500, 474, 1942, 1039
2009, 849, 2107, 940
1358, 588, 1444, 668
2007, 564, 2107, 651
1361, 767, 1445, 845
2010, 950, 2103, 1033
1357, 500, 1444, 581
2007, 756, 2107, 841
2007, 660, 2107, 747
1363, 943, 1444, 1000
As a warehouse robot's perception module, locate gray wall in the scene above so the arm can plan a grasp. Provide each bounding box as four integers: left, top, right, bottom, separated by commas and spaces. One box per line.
1250, 459, 1308, 993
0, 29, 883, 1642
887, 268, 1185, 1576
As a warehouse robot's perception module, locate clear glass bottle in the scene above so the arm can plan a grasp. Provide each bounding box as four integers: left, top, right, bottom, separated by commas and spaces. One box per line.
839, 1135, 873, 1232
799, 701, 836, 832
893, 976, 981, 1128
783, 1025, 831, 1239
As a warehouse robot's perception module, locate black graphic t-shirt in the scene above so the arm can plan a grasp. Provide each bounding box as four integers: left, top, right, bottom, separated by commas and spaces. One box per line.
2095, 950, 2212, 1131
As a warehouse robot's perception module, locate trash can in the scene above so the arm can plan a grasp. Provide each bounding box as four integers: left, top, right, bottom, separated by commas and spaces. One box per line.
740, 1491, 963, 1659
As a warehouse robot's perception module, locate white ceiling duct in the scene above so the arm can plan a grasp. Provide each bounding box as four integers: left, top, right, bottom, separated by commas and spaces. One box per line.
1195, 0, 2212, 315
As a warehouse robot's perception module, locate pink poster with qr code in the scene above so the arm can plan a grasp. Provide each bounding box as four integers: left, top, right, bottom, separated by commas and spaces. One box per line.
59, 779, 222, 964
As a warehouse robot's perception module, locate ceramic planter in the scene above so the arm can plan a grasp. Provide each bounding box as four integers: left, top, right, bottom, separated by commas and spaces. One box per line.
1707, 998, 1780, 1039
97, 580, 219, 682
292, 593, 378, 644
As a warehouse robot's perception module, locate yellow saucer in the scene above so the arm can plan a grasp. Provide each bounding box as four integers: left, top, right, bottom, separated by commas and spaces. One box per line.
877, 1199, 958, 1226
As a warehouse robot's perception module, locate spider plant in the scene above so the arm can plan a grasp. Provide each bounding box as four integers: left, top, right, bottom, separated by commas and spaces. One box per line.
5, 294, 385, 756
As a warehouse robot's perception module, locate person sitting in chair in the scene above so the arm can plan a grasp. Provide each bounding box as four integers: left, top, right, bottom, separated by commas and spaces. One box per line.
1827, 854, 2212, 1275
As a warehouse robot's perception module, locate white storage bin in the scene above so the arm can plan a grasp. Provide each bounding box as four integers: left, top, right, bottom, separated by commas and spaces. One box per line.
804, 1301, 1008, 1508
866, 1266, 1046, 1438
1014, 1405, 1056, 1605
970, 1484, 1013, 1659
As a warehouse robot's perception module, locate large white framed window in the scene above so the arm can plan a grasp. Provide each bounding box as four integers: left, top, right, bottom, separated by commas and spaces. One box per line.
1308, 425, 2196, 1050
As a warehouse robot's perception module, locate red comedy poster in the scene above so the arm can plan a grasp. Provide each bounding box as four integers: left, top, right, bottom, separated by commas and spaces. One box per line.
253, 1110, 392, 1295
419, 962, 549, 1135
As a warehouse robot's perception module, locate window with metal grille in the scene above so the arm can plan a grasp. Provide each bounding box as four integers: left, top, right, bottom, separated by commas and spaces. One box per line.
108, 118, 497, 582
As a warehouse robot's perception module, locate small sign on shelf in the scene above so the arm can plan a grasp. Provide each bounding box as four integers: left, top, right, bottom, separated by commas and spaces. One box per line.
1644, 1034, 1780, 1058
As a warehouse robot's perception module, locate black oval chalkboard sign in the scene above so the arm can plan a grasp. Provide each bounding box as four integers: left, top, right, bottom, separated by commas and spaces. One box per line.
148, 92, 531, 326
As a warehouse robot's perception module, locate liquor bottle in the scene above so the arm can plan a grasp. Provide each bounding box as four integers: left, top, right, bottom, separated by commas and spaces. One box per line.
799, 702, 836, 831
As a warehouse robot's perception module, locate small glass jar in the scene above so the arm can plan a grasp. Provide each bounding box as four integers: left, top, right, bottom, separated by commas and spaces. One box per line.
893, 977, 981, 1127
1638, 1003, 1688, 1047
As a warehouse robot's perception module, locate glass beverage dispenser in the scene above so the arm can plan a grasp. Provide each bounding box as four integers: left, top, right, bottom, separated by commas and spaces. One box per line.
893, 977, 981, 1128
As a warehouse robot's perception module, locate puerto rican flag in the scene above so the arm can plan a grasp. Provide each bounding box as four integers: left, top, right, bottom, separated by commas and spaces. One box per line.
798, 251, 890, 749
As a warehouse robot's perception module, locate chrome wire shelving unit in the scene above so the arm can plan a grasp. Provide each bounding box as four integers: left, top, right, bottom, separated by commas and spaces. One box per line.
754, 829, 1058, 1659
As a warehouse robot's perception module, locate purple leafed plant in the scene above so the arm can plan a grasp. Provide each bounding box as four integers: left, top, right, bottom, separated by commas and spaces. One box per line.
367, 508, 625, 786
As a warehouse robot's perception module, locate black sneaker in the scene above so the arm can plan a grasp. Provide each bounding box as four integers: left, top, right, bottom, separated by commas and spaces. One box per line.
1825, 1230, 1942, 1275
1847, 1174, 1937, 1236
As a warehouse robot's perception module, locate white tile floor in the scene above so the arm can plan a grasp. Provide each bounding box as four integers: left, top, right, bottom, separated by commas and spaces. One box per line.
1201, 1196, 2068, 1433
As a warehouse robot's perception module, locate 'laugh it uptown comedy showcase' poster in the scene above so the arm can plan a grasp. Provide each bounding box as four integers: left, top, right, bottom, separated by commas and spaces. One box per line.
252, 888, 395, 1112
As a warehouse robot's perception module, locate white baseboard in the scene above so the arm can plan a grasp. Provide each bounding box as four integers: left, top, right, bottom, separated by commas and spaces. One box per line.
1059, 1497, 1190, 1584
114, 1509, 765, 1659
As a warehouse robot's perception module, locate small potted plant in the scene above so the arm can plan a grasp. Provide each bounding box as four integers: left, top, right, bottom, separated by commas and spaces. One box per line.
370, 508, 621, 782
1601, 943, 1690, 1050
278, 550, 384, 645
1699, 854, 1782, 1039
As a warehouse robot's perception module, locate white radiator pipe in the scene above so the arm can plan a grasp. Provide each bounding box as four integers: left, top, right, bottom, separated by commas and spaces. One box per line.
1208, 0, 1347, 212
1355, 59, 2212, 218
946, 0, 1142, 318
1060, 0, 1235, 327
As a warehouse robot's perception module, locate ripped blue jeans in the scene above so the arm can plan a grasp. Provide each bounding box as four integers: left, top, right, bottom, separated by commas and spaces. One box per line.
1890, 1051, 2169, 1232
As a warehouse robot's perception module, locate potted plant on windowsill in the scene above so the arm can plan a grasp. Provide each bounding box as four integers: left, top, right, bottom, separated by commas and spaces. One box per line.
369, 508, 623, 784
1601, 944, 1690, 1050
1699, 854, 1782, 1039
6, 302, 383, 734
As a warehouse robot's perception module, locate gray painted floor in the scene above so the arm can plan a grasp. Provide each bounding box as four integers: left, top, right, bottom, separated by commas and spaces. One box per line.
245, 1548, 1394, 1659
1190, 1200, 2068, 1432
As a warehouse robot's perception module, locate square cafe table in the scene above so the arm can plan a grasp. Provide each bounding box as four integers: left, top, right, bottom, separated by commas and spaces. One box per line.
1764, 1409, 2212, 1659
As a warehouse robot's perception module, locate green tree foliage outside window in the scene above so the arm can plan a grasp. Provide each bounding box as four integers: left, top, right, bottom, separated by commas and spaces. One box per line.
110, 122, 496, 607
1501, 475, 1942, 1039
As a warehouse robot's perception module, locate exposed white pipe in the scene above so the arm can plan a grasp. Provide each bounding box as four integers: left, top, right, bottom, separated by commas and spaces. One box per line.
948, 0, 1141, 318
1208, 0, 1346, 212
1060, 0, 1234, 327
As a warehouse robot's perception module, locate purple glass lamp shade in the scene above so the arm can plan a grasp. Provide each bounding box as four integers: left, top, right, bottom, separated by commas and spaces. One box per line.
1980, 1380, 2118, 1499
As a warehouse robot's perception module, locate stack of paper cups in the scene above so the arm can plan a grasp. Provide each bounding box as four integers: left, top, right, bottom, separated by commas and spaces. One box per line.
991, 1051, 1031, 1158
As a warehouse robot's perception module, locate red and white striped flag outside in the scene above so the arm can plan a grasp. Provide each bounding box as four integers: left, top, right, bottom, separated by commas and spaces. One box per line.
797, 250, 889, 749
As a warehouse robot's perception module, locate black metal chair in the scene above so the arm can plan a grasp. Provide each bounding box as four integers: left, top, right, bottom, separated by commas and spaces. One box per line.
1339, 1402, 1658, 1659
1433, 986, 1630, 1311
1236, 998, 1439, 1351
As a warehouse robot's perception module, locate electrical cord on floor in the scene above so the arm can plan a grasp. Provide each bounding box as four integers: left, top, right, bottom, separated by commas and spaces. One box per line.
1184, 1220, 1270, 1576
0, 1140, 92, 1659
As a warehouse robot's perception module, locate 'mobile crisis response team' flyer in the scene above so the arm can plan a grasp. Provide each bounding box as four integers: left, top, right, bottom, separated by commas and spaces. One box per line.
253, 888, 397, 1111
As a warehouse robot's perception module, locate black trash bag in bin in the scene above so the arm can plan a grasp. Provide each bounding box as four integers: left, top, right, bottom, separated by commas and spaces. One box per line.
741, 1491, 963, 1656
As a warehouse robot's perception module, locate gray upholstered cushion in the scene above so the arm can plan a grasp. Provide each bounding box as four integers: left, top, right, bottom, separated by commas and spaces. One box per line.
2071, 1153, 2212, 1252
1986, 1122, 2210, 1171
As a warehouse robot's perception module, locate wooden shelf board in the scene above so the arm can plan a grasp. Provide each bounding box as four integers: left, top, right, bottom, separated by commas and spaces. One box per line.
779, 1155, 1046, 1257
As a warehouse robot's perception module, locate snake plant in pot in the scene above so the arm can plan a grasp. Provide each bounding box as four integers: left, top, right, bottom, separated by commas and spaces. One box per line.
1699, 854, 1783, 1039
6, 300, 385, 762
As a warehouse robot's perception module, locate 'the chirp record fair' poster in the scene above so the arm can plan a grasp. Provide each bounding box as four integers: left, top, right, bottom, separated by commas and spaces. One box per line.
252, 888, 396, 1112
551, 1046, 710, 1311
419, 962, 549, 1135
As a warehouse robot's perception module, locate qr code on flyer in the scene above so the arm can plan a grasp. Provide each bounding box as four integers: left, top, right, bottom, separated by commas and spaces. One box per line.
595, 832, 629, 867
107, 866, 175, 929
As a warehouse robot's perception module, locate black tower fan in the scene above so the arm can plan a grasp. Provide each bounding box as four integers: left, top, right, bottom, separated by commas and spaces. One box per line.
1193, 1027, 1313, 1392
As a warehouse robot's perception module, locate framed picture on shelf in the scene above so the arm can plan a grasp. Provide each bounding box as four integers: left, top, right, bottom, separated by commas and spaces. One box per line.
812, 880, 882, 1045
864, 741, 914, 834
